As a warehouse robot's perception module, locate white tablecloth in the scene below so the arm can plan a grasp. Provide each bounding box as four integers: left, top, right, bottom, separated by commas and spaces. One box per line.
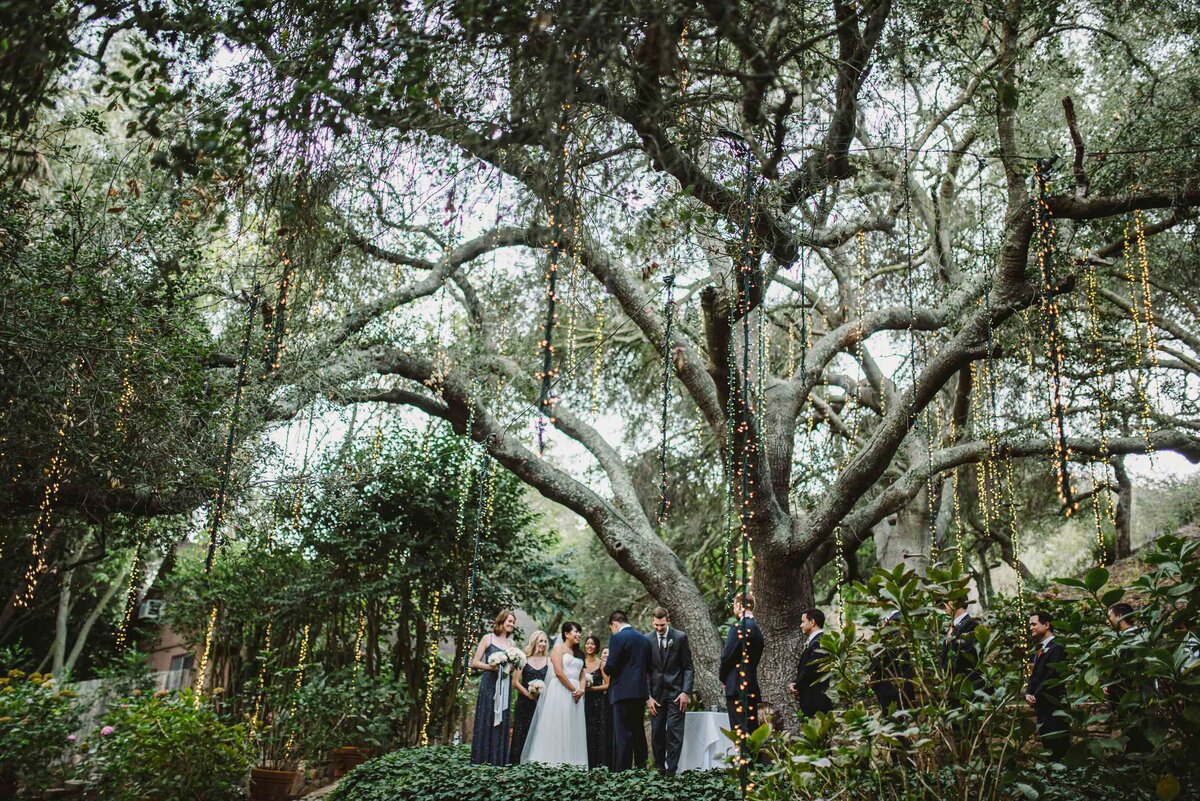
677, 710, 735, 771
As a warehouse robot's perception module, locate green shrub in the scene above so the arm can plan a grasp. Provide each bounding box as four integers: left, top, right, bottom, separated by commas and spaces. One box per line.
330, 745, 739, 801
749, 535, 1200, 801
293, 666, 416, 759
0, 667, 80, 792
85, 689, 252, 801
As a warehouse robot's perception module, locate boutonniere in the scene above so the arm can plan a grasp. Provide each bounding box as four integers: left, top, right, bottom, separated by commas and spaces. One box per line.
665, 638, 673, 648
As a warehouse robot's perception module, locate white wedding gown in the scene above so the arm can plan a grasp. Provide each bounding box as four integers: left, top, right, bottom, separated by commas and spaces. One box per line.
520, 650, 588, 766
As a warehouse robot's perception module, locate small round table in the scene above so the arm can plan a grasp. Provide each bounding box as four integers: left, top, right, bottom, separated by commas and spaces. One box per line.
677, 710, 735, 771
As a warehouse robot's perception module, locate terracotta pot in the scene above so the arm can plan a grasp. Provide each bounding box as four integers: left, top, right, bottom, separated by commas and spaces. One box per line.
249, 766, 299, 801
330, 746, 373, 778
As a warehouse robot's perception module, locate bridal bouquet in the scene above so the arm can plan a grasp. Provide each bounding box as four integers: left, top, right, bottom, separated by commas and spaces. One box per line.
527, 680, 545, 696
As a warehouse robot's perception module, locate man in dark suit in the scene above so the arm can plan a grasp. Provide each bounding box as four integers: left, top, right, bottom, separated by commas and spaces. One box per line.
1106, 601, 1153, 752
789, 608, 832, 718
645, 607, 694, 775
719, 592, 765, 742
870, 609, 915, 713
940, 598, 980, 699
1025, 610, 1070, 759
605, 610, 652, 771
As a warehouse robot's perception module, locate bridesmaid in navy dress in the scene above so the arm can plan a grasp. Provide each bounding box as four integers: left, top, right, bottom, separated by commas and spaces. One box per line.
470, 610, 516, 765
509, 630, 550, 764
583, 635, 612, 769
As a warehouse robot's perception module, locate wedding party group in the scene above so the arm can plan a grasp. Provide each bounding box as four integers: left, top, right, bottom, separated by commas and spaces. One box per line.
467, 589, 1099, 771
467, 604, 730, 774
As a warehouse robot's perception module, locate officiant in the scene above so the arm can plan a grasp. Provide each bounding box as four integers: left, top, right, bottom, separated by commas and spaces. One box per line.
647, 606, 694, 775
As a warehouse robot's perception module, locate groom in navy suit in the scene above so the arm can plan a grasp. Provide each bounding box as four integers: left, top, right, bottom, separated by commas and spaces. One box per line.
605, 610, 652, 771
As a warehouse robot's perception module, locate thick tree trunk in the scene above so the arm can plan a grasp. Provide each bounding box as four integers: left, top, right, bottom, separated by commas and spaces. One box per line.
751, 552, 814, 718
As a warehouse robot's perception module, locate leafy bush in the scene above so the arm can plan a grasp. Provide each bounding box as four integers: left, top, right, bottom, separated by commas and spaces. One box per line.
0, 667, 80, 792
293, 666, 416, 759
85, 689, 252, 801
330, 745, 738, 801
749, 535, 1200, 801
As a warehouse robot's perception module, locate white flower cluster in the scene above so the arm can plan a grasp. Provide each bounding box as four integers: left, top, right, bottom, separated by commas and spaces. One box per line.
487, 647, 528, 671
527, 679, 546, 696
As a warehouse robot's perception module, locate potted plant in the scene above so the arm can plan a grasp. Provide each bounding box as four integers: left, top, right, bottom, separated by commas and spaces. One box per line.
250, 690, 311, 801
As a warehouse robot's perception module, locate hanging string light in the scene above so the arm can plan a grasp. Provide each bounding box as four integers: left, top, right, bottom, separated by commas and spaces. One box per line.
727, 142, 759, 794
1132, 208, 1159, 455
283, 622, 312, 752
974, 161, 1013, 599
19, 363, 77, 607
945, 407, 965, 571
251, 617, 273, 729
589, 293, 607, 416
1082, 253, 1116, 562
115, 331, 137, 435
1031, 159, 1076, 515
536, 101, 573, 453
723, 281, 739, 603
657, 274, 677, 522
1001, 455, 1028, 655
564, 62, 588, 376
353, 608, 368, 672
192, 604, 220, 704
1134, 210, 1160, 370
114, 544, 142, 650
419, 589, 442, 747
452, 383, 478, 548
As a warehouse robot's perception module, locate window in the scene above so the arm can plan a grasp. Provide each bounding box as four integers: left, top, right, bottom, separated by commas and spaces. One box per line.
165, 653, 194, 690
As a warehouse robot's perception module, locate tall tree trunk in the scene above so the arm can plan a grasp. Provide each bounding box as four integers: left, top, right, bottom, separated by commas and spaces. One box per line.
752, 553, 814, 716
1113, 455, 1133, 560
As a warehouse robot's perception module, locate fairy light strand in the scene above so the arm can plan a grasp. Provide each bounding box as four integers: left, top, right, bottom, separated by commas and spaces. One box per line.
589, 293, 607, 416
419, 589, 442, 747
657, 274, 677, 522
283, 623, 311, 752
114, 544, 142, 650
1031, 160, 1076, 515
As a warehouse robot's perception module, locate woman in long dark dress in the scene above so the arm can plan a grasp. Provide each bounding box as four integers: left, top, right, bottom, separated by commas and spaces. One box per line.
509, 630, 550, 765
469, 610, 516, 765
583, 635, 612, 769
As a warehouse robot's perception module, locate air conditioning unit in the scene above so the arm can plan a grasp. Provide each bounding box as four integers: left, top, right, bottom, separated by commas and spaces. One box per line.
138, 599, 165, 621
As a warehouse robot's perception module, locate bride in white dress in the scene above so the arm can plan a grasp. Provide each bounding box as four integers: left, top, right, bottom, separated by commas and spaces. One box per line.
521, 621, 589, 766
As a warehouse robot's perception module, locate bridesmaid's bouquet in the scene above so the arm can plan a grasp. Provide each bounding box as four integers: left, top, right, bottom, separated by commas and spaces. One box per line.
527, 679, 546, 696
506, 647, 528, 669
487, 647, 528, 672
584, 672, 594, 687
